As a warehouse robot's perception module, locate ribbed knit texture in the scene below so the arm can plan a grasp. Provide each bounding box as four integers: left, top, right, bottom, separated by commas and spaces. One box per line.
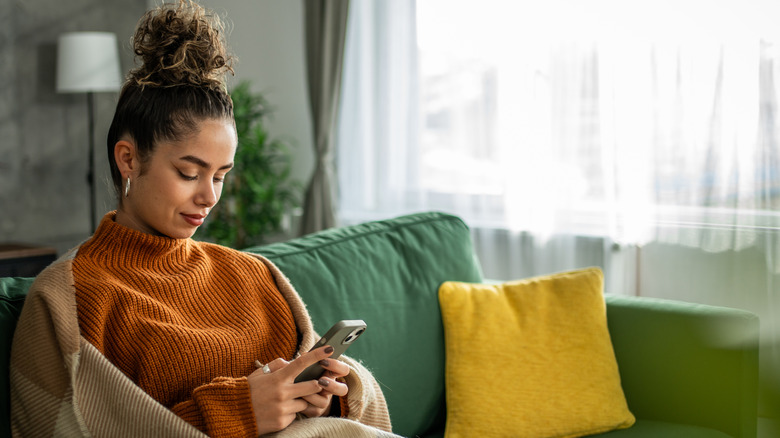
72, 213, 298, 437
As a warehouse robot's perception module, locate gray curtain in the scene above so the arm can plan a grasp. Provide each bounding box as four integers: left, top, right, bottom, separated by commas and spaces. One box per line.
300, 0, 350, 235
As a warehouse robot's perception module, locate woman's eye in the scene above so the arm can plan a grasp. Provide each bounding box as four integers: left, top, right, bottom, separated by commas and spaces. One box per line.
179, 171, 197, 181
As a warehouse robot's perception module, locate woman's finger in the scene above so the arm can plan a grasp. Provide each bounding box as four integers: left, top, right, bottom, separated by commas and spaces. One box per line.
316, 358, 350, 379
291, 379, 326, 399
254, 357, 289, 375
316, 377, 349, 398
278, 345, 335, 381
302, 392, 331, 410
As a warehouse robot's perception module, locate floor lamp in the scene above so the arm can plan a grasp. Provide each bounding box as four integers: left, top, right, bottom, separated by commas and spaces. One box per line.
56, 32, 121, 232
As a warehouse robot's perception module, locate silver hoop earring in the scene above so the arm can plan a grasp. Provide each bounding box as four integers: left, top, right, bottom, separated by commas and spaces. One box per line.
124, 177, 131, 198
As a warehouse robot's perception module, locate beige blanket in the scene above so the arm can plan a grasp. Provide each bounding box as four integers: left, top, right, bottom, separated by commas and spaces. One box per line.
10, 248, 397, 437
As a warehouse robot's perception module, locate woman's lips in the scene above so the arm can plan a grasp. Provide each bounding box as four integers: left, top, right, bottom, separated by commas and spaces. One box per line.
182, 213, 205, 226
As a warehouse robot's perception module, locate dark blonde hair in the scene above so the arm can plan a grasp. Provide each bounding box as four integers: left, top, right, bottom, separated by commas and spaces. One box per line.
107, 0, 235, 197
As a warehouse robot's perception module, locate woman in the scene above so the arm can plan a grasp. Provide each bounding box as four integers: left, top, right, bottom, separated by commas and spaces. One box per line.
10, 1, 393, 437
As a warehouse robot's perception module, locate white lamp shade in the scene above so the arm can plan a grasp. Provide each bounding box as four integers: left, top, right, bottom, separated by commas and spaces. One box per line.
56, 32, 121, 93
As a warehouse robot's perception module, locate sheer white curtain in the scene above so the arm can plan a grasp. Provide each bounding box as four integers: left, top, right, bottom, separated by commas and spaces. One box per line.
337, 0, 780, 422
336, 0, 419, 221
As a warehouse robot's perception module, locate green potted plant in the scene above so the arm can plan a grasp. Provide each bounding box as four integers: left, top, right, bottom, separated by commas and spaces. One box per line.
197, 81, 301, 248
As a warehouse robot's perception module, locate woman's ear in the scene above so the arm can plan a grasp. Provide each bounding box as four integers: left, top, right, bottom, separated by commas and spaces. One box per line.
114, 140, 138, 178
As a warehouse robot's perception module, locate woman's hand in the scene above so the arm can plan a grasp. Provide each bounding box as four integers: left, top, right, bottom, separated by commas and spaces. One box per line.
247, 346, 349, 435
299, 355, 350, 418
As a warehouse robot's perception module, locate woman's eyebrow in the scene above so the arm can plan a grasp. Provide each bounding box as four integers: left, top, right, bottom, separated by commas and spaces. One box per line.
179, 155, 234, 171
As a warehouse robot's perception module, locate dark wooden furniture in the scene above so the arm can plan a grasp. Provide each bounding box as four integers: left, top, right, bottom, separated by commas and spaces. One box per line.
0, 244, 57, 277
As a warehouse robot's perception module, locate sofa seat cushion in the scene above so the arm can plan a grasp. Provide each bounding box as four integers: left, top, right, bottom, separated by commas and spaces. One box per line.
415, 420, 732, 438
591, 419, 733, 437
420, 419, 733, 438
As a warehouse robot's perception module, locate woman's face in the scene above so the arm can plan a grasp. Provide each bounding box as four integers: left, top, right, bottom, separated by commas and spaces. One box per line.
117, 118, 237, 239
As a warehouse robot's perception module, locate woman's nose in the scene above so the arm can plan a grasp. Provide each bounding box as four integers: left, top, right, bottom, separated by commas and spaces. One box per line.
196, 180, 218, 207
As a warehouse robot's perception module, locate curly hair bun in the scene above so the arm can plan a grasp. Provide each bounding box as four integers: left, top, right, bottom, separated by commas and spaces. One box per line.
129, 0, 234, 89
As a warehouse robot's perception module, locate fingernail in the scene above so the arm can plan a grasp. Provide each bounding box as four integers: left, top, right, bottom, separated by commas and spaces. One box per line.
318, 378, 329, 387
324, 346, 334, 354
319, 359, 330, 367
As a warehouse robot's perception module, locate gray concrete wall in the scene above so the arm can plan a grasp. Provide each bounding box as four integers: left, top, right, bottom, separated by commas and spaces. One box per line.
0, 0, 314, 255
0, 0, 147, 255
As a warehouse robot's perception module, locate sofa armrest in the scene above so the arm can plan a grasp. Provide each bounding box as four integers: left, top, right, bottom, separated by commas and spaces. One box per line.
605, 294, 759, 438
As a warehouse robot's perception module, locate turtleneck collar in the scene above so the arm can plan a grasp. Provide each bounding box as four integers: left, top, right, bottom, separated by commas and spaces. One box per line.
81, 211, 195, 268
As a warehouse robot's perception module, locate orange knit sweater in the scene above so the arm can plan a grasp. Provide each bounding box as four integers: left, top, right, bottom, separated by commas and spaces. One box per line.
72, 213, 298, 437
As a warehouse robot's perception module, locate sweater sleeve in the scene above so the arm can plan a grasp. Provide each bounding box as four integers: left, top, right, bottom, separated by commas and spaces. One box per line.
171, 376, 257, 438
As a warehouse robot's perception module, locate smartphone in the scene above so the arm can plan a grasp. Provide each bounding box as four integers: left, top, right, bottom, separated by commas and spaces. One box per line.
294, 319, 367, 383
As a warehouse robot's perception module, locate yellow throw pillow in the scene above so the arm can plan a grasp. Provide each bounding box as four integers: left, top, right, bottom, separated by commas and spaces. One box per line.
438, 267, 635, 438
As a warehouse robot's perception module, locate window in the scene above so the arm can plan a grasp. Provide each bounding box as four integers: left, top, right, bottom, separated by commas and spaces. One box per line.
338, 0, 780, 244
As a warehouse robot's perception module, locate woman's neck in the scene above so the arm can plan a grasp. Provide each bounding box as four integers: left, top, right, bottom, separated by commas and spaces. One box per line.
114, 208, 164, 237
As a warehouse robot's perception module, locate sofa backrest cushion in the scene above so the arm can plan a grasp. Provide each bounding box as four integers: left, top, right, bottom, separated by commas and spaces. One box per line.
247, 212, 483, 437
0, 277, 35, 435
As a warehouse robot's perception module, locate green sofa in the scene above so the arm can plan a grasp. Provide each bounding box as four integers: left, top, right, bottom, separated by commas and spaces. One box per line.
0, 212, 759, 437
